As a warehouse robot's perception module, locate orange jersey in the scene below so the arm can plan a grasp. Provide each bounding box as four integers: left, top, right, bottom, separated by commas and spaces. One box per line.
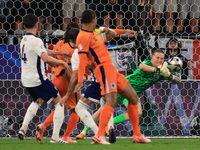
53, 40, 75, 77
53, 40, 77, 108
76, 29, 113, 82
52, 75, 78, 108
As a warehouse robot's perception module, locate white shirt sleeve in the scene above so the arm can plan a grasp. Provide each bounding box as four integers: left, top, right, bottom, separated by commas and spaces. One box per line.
34, 38, 47, 56
71, 48, 79, 71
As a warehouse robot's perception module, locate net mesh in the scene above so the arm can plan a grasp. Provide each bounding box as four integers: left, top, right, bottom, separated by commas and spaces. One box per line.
1, 0, 200, 138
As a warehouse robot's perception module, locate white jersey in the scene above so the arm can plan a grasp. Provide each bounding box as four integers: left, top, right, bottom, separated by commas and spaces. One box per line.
20, 33, 47, 87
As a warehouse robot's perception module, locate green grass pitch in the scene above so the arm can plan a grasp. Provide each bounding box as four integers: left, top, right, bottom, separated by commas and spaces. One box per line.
0, 138, 200, 150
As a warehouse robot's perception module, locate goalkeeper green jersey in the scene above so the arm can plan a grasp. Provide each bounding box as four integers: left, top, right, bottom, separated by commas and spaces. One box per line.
117, 59, 168, 105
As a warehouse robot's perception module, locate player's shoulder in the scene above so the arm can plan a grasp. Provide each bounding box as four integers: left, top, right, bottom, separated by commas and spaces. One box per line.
140, 59, 151, 65
31, 36, 43, 45
78, 30, 93, 38
56, 39, 64, 45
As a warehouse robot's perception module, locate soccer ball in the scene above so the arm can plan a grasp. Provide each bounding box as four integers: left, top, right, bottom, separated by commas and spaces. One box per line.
167, 57, 183, 72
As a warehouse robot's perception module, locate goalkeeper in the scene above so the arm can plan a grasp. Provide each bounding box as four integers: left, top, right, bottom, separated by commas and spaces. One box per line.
76, 49, 181, 139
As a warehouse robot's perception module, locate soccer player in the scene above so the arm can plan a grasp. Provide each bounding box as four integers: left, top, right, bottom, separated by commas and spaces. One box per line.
67, 9, 152, 144
114, 49, 181, 123
59, 25, 138, 142
18, 14, 70, 143
35, 22, 80, 143
35, 24, 128, 143
77, 49, 181, 138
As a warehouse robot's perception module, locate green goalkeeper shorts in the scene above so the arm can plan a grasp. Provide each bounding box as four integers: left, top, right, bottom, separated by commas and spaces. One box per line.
116, 94, 140, 108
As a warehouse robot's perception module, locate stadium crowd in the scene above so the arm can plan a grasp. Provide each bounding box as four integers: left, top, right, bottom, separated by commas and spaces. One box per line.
0, 0, 199, 36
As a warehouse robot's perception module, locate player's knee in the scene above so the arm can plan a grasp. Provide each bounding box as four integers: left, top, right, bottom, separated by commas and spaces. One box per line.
105, 93, 117, 108
121, 83, 138, 105
75, 101, 89, 119
36, 98, 44, 105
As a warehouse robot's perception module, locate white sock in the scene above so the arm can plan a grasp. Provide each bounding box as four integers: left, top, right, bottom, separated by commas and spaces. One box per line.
75, 100, 98, 134
108, 113, 114, 129
21, 102, 40, 133
52, 103, 64, 139
100, 97, 106, 108
82, 130, 86, 135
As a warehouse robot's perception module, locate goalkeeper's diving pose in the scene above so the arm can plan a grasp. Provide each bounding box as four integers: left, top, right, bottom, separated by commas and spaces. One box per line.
76, 49, 181, 140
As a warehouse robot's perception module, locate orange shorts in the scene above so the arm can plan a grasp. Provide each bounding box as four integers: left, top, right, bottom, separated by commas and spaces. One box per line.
52, 75, 78, 109
94, 63, 128, 96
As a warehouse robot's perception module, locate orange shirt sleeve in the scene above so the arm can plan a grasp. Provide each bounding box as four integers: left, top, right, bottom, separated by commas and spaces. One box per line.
76, 31, 92, 82
111, 29, 124, 35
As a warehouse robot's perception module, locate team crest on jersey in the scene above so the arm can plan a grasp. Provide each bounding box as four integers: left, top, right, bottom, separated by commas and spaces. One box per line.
116, 49, 132, 69
153, 75, 159, 81
111, 83, 116, 89
78, 44, 83, 50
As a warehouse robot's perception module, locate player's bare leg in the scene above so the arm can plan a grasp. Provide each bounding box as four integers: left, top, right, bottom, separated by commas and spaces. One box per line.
119, 82, 151, 143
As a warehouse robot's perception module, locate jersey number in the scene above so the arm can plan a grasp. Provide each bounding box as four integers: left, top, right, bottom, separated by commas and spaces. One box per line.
21, 45, 27, 63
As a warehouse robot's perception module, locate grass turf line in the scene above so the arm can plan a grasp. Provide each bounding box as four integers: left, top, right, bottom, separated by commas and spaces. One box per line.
0, 138, 200, 150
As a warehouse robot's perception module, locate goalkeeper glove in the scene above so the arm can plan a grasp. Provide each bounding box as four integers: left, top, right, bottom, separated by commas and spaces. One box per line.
154, 62, 174, 80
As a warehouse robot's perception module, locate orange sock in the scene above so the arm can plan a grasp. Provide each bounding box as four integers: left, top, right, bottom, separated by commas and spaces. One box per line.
43, 110, 54, 128
97, 105, 114, 136
128, 104, 142, 136
63, 112, 79, 137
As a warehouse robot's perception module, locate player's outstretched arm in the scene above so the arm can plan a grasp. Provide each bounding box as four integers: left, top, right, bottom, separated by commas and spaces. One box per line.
140, 62, 181, 84
60, 70, 79, 106
156, 62, 181, 84
103, 28, 117, 41
111, 28, 137, 38
41, 52, 71, 72
46, 49, 69, 57
139, 63, 156, 72
170, 75, 181, 84
124, 30, 137, 39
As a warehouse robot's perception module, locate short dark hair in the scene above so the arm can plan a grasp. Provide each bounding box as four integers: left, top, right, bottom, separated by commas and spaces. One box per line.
166, 37, 181, 49
64, 22, 79, 43
153, 49, 164, 55
68, 28, 80, 43
81, 9, 95, 24
23, 13, 38, 29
